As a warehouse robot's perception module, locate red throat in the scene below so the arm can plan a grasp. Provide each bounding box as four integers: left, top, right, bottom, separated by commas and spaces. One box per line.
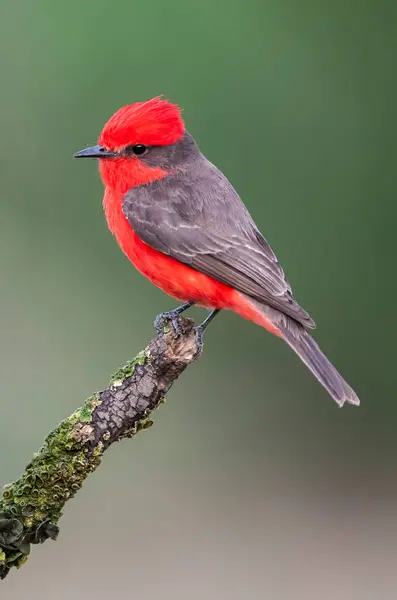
99, 158, 167, 194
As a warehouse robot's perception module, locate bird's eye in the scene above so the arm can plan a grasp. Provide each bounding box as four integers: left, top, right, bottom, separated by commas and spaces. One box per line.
126, 144, 148, 156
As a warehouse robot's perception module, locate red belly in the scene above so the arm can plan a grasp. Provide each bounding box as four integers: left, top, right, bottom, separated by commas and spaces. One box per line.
120, 221, 234, 307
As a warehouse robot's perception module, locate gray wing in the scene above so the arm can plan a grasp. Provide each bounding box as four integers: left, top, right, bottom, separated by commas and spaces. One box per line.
122, 159, 315, 328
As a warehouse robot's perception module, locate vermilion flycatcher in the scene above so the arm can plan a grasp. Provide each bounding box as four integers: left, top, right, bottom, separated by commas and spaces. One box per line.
74, 97, 359, 407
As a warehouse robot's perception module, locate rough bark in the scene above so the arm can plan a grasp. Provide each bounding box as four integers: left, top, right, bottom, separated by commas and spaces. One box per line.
0, 316, 201, 580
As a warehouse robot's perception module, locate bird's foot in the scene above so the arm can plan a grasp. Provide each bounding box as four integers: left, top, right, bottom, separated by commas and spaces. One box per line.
154, 301, 195, 336
194, 325, 205, 349
154, 311, 184, 336
193, 308, 221, 350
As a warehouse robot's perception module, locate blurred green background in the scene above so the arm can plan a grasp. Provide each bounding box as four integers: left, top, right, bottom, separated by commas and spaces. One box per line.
1, 0, 396, 597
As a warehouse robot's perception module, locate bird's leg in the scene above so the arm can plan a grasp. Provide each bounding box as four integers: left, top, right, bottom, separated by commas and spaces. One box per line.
154, 301, 196, 335
195, 309, 221, 347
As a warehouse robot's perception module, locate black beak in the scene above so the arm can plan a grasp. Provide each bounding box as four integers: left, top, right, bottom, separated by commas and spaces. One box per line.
73, 145, 116, 159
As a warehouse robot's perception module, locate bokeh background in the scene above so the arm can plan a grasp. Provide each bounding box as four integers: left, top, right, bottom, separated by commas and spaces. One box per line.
0, 1, 396, 597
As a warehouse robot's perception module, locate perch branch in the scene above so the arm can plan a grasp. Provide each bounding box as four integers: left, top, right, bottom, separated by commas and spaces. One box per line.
0, 316, 201, 580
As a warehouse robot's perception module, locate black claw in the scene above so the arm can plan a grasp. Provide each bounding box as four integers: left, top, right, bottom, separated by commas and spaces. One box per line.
154, 312, 183, 336
195, 326, 204, 348
154, 301, 195, 336
154, 313, 166, 334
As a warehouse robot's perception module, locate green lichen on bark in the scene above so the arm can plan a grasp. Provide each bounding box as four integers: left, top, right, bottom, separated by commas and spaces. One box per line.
0, 392, 104, 578
110, 349, 149, 384
1, 392, 103, 526
0, 350, 156, 578
0, 315, 201, 580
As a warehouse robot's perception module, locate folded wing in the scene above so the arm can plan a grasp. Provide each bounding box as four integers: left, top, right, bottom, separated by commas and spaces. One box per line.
122, 160, 315, 329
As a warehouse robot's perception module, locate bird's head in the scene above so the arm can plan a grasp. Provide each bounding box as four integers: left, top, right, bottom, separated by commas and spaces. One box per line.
74, 97, 188, 192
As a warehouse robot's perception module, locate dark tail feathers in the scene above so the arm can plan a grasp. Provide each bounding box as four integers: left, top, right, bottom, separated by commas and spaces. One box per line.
279, 319, 360, 407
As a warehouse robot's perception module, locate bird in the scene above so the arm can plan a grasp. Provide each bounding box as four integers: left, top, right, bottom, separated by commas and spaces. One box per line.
74, 96, 360, 407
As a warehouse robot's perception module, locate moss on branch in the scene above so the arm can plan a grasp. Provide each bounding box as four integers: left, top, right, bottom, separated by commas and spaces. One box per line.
0, 316, 201, 580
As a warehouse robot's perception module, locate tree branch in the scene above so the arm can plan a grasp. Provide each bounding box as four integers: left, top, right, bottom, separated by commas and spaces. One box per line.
0, 316, 201, 580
